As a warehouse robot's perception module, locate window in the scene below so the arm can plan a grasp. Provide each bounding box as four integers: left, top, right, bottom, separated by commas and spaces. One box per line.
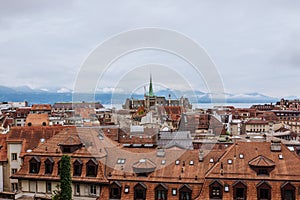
134, 183, 147, 200
29, 156, 41, 174
63, 147, 71, 153
75, 183, 80, 195
233, 181, 247, 200
89, 184, 97, 195
257, 169, 269, 176
46, 182, 52, 193
155, 184, 168, 200
11, 183, 18, 192
172, 188, 177, 196
86, 159, 98, 177
209, 180, 223, 199
179, 184, 192, 200
73, 159, 82, 176
11, 168, 18, 175
124, 186, 129, 193
11, 153, 17, 161
257, 181, 271, 200
45, 158, 54, 174
281, 182, 295, 200
110, 181, 121, 199
117, 158, 126, 164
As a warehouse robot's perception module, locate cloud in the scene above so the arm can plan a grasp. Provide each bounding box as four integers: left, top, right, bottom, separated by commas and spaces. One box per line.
0, 0, 300, 97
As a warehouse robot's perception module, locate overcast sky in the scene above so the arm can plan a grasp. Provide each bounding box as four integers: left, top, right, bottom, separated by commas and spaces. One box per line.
0, 0, 300, 97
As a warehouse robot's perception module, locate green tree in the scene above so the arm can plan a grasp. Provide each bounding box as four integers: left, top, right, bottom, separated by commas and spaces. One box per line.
53, 155, 72, 200
61, 155, 72, 200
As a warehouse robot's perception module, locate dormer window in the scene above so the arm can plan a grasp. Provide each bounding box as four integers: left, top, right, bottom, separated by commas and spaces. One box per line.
179, 184, 192, 200
257, 181, 272, 200
249, 155, 275, 177
258, 169, 269, 176
86, 159, 98, 177
44, 157, 54, 174
209, 180, 223, 199
155, 183, 168, 200
29, 156, 41, 174
110, 181, 122, 199
73, 159, 82, 176
134, 183, 147, 200
62, 147, 71, 153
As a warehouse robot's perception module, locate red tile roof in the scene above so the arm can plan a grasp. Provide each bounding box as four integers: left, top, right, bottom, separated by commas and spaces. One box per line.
25, 113, 49, 126
12, 127, 108, 183
7, 126, 72, 157
0, 134, 7, 162
31, 104, 52, 111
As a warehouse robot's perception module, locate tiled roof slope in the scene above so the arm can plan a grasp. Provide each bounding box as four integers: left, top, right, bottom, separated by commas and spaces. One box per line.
12, 127, 108, 183
0, 134, 7, 162
206, 142, 300, 180
7, 126, 72, 157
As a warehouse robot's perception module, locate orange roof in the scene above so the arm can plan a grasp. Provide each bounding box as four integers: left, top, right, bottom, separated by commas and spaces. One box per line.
7, 126, 72, 157
31, 104, 52, 111
0, 134, 7, 162
25, 113, 49, 126
12, 127, 108, 183
206, 142, 300, 181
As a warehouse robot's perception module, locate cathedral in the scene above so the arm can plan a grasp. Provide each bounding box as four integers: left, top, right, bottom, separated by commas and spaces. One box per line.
123, 75, 192, 110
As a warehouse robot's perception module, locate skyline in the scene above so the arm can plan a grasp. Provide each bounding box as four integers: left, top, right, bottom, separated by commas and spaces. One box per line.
0, 1, 300, 97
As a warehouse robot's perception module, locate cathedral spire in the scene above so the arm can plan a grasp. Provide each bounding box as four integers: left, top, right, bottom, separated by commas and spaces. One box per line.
149, 74, 154, 97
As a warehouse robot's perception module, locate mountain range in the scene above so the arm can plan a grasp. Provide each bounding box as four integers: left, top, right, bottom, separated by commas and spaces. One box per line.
0, 85, 296, 105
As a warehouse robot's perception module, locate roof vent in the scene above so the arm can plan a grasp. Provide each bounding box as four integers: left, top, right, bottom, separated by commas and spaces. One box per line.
40, 138, 45, 143
26, 149, 32, 153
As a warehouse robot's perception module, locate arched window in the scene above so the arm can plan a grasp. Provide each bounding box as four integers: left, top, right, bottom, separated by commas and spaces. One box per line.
179, 184, 192, 200
73, 159, 82, 176
134, 183, 147, 200
29, 156, 41, 174
109, 181, 122, 199
209, 180, 223, 199
86, 159, 98, 177
155, 183, 168, 200
233, 180, 247, 200
44, 157, 54, 174
257, 181, 271, 200
281, 182, 295, 200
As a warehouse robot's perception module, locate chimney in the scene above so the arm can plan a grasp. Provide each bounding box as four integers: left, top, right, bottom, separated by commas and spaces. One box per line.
270, 140, 281, 152
199, 150, 204, 162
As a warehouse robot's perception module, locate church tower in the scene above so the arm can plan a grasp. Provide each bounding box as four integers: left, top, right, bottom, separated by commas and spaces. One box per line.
148, 74, 154, 97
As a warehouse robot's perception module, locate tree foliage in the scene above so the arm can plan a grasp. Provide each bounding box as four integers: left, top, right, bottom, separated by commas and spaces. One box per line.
60, 155, 72, 200
52, 155, 72, 200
